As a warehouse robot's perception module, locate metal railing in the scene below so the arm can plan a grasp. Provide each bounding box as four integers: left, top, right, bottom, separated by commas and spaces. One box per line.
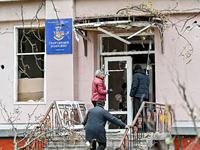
17, 100, 87, 150
116, 101, 174, 150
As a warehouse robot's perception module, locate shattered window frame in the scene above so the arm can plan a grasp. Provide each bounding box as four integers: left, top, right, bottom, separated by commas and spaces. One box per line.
14, 25, 46, 104
99, 32, 155, 55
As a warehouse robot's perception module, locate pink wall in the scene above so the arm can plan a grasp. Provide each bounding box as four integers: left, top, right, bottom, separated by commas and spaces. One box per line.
45, 0, 75, 103
76, 31, 99, 109
0, 1, 45, 21
0, 0, 76, 123
1, 0, 200, 125
75, 0, 200, 18
0, 22, 15, 108
155, 14, 200, 120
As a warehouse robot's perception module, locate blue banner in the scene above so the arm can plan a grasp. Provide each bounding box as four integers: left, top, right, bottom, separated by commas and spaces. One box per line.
45, 18, 72, 54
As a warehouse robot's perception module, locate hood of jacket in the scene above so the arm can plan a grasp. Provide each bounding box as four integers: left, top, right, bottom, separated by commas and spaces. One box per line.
135, 68, 146, 75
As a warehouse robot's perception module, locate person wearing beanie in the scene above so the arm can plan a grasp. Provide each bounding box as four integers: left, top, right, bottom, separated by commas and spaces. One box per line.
115, 92, 127, 111
115, 94, 122, 102
130, 64, 150, 122
134, 64, 142, 71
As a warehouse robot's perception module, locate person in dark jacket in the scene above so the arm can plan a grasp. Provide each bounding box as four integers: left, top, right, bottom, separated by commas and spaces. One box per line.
120, 82, 127, 111
130, 64, 150, 121
83, 99, 128, 150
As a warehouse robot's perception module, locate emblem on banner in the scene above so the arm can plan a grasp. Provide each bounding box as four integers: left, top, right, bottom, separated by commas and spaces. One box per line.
53, 26, 65, 41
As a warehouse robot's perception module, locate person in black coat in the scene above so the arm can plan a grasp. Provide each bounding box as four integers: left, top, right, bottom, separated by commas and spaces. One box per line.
130, 64, 150, 121
82, 99, 128, 150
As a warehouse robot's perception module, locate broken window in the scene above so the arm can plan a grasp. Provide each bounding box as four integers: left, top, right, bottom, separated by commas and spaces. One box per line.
16, 27, 45, 103
102, 35, 154, 53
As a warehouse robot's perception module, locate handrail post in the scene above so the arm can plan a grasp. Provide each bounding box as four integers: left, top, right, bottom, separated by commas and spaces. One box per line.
116, 101, 174, 150
116, 101, 146, 149
53, 101, 65, 128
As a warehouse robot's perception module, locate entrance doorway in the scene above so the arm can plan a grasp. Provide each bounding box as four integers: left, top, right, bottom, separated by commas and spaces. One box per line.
104, 57, 132, 132
99, 32, 155, 132
104, 57, 155, 132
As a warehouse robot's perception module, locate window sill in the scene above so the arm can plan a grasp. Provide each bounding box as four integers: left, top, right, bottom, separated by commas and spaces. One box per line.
14, 101, 46, 105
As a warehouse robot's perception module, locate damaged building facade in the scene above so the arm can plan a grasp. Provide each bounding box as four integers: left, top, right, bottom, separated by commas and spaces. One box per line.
1, 0, 200, 146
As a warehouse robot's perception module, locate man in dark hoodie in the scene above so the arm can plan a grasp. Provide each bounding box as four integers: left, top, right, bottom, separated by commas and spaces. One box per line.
130, 64, 150, 121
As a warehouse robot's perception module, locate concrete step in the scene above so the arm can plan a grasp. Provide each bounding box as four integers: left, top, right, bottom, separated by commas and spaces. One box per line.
43, 132, 127, 150
43, 145, 88, 150
43, 131, 174, 150
43, 145, 129, 150
43, 131, 151, 150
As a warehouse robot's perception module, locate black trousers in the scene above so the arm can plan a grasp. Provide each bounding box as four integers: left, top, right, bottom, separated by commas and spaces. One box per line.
133, 97, 148, 130
133, 97, 141, 121
90, 140, 106, 150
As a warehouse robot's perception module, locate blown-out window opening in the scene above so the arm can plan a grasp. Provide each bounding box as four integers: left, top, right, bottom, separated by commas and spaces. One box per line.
99, 32, 155, 56
15, 27, 46, 104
